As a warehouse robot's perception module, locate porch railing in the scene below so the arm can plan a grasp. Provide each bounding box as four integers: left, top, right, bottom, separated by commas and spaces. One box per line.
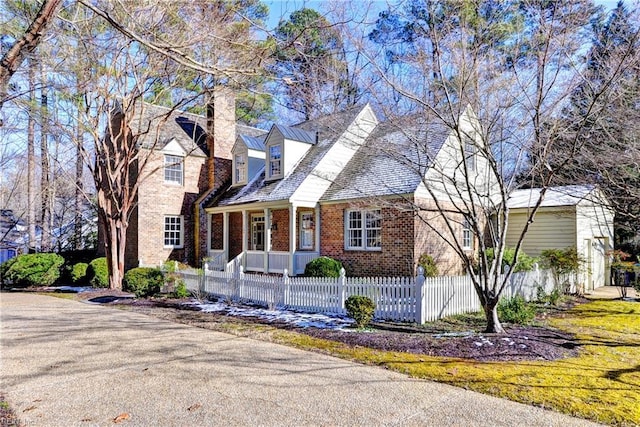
206, 250, 226, 271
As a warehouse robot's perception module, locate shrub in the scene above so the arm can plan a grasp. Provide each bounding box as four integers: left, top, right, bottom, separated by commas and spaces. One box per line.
540, 248, 584, 293
485, 247, 537, 273
304, 256, 343, 278
70, 263, 89, 285
172, 281, 190, 298
0, 257, 18, 288
87, 257, 109, 288
345, 295, 375, 329
1, 253, 64, 288
497, 296, 536, 325
124, 267, 164, 298
417, 254, 439, 277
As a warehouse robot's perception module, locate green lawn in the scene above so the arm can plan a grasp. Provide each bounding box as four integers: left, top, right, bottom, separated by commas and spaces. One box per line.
270, 299, 640, 426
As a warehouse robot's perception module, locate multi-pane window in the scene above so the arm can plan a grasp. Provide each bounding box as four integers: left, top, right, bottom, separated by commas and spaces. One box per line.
462, 217, 473, 250
164, 215, 183, 248
251, 214, 265, 251
345, 209, 381, 251
269, 144, 282, 178
234, 153, 246, 184
164, 155, 183, 185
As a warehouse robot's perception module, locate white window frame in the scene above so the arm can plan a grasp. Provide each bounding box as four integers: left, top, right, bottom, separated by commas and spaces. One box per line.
233, 152, 247, 185
299, 211, 314, 250
462, 217, 473, 250
345, 209, 381, 251
164, 215, 184, 248
251, 214, 265, 251
268, 144, 282, 179
164, 154, 184, 185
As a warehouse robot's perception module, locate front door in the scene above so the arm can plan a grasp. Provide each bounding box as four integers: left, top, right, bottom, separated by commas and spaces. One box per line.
299, 212, 314, 250
251, 214, 265, 251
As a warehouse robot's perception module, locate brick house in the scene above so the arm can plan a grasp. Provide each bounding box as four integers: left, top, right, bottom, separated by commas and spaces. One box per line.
204, 104, 493, 277
98, 90, 265, 269
103, 91, 493, 276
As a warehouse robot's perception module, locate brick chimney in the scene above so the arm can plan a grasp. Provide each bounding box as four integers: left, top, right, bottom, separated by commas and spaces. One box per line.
206, 87, 236, 188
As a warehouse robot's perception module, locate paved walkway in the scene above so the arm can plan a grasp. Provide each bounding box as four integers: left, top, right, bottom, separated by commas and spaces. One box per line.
1, 293, 600, 427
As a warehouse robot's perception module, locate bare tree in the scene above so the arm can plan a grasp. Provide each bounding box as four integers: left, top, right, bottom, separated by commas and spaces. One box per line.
353, 0, 633, 333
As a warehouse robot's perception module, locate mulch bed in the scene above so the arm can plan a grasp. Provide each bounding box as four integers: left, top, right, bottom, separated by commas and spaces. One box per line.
70, 289, 583, 363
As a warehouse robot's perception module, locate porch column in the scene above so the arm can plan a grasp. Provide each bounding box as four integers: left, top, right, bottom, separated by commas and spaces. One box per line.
289, 204, 297, 274
242, 209, 248, 256
264, 208, 271, 273
314, 206, 321, 253
223, 211, 229, 263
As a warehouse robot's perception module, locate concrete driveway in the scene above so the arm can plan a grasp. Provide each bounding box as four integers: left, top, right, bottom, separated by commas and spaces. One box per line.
1, 292, 600, 427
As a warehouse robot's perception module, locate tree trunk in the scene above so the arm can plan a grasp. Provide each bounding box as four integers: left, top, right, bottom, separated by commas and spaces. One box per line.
40, 63, 51, 252
483, 299, 505, 334
27, 58, 37, 251
105, 218, 125, 290
0, 0, 62, 111
74, 93, 84, 249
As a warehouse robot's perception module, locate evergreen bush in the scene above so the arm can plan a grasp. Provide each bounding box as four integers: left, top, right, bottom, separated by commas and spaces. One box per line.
0, 257, 18, 288
497, 296, 536, 325
87, 257, 109, 288
304, 256, 343, 278
1, 253, 64, 288
417, 254, 439, 277
124, 267, 164, 298
71, 262, 89, 285
345, 295, 375, 328
485, 247, 537, 273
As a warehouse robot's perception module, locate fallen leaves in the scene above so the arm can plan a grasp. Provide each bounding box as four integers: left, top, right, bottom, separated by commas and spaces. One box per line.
113, 412, 130, 423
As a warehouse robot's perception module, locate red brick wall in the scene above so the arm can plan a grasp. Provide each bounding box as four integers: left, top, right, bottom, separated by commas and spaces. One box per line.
271, 209, 289, 251
320, 201, 415, 277
413, 198, 471, 276
229, 212, 243, 259
134, 150, 206, 267
210, 213, 224, 251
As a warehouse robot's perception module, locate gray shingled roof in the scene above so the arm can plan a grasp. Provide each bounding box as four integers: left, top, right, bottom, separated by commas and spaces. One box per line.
320, 119, 451, 201
211, 106, 364, 207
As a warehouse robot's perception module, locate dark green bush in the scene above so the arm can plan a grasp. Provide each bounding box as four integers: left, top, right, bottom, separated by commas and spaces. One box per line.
485, 247, 537, 273
497, 296, 536, 325
124, 267, 164, 298
304, 256, 343, 278
1, 253, 64, 288
87, 257, 109, 288
0, 257, 18, 288
345, 295, 375, 329
70, 263, 89, 285
418, 254, 439, 277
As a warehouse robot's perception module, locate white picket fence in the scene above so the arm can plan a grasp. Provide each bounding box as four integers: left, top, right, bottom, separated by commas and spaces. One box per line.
179, 265, 574, 323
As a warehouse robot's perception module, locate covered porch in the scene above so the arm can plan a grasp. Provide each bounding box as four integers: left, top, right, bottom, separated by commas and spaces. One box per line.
205, 203, 321, 276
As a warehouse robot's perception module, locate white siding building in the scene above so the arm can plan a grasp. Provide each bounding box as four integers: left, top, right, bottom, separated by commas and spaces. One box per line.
506, 185, 614, 290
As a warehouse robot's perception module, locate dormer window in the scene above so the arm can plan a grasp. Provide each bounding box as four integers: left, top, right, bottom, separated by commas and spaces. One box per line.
234, 153, 246, 184
269, 144, 282, 179
164, 154, 183, 185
